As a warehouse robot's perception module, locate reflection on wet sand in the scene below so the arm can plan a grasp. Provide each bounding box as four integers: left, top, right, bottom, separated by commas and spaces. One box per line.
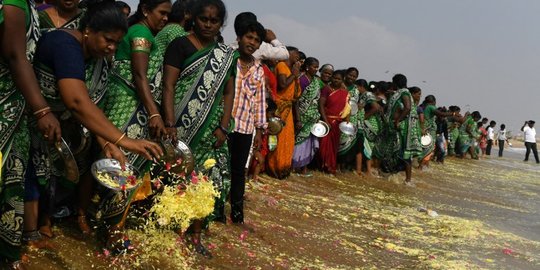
23, 154, 540, 269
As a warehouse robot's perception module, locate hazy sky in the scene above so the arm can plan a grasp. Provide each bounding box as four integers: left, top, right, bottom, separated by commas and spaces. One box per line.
125, 0, 540, 133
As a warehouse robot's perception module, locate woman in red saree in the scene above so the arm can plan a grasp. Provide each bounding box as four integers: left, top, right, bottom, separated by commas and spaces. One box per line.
319, 70, 350, 174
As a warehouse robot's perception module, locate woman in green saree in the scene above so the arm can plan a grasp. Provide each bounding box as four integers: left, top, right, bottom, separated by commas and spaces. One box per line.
1, 0, 62, 267
356, 79, 381, 177
380, 74, 422, 184
446, 106, 462, 156
292, 57, 322, 176
162, 0, 235, 256
101, 0, 171, 171
38, 0, 81, 29
338, 67, 360, 168
25, 0, 162, 250
458, 111, 481, 159
417, 95, 453, 169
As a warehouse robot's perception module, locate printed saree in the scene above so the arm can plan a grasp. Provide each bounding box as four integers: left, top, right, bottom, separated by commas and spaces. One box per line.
292, 75, 322, 169
102, 24, 163, 171
338, 84, 360, 156
379, 89, 422, 173
0, 0, 39, 261
419, 104, 437, 161
458, 116, 476, 157
38, 8, 82, 30
172, 42, 237, 220
359, 91, 381, 160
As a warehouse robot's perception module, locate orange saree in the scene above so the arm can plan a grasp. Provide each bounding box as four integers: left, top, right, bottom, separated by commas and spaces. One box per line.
266, 62, 300, 179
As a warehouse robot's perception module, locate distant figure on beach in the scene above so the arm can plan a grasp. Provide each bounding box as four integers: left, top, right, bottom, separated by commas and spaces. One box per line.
486, 120, 496, 156
521, 120, 539, 163
495, 124, 509, 157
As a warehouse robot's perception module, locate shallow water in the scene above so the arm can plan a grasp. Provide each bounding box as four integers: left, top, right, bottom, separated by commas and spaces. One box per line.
16, 152, 540, 269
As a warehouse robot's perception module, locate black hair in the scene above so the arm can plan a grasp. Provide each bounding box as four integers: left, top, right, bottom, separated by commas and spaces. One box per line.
392, 73, 407, 89
298, 51, 306, 61
500, 124, 506, 130
423, 94, 436, 104
301, 57, 319, 72
472, 111, 481, 120
233, 11, 257, 36
236, 19, 266, 41
286, 46, 299, 53
114, 1, 131, 12
355, 79, 368, 90
169, 0, 187, 23
333, 70, 346, 78
477, 121, 483, 128
79, 0, 128, 33
482, 117, 488, 122
346, 67, 359, 76
409, 86, 421, 95
128, 0, 171, 26
191, 0, 227, 27
490, 120, 496, 126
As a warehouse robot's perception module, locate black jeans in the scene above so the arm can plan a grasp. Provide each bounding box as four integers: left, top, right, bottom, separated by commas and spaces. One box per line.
228, 132, 254, 223
498, 140, 505, 157
486, 139, 493, 155
524, 142, 539, 163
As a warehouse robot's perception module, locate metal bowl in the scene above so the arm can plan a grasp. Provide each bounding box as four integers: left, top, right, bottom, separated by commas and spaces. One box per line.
161, 139, 195, 174
311, 121, 329, 137
421, 134, 433, 148
339, 122, 356, 136
268, 117, 285, 135
91, 158, 140, 191
54, 137, 79, 183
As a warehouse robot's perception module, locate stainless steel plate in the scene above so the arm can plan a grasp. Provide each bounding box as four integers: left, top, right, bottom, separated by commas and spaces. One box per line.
54, 137, 79, 183
91, 158, 140, 191
161, 139, 195, 174
311, 121, 329, 137
339, 122, 356, 136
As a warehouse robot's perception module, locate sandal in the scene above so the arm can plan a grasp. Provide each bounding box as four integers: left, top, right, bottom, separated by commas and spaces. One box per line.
77, 215, 92, 234
186, 232, 212, 259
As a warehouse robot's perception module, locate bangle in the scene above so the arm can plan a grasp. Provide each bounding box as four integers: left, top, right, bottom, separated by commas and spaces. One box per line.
35, 110, 51, 120
33, 106, 51, 116
114, 133, 126, 146
103, 141, 111, 150
218, 125, 229, 135
149, 114, 161, 120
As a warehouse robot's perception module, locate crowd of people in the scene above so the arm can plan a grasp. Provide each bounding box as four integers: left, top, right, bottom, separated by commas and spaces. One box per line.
0, 0, 538, 268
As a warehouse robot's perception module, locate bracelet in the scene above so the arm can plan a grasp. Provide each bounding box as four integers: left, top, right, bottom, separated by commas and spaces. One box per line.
103, 141, 112, 150
33, 106, 51, 116
149, 114, 161, 120
218, 125, 229, 135
35, 110, 51, 120
114, 133, 126, 146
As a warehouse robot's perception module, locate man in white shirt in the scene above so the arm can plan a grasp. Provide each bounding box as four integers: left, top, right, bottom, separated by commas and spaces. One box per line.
230, 12, 289, 61
486, 120, 496, 155
521, 120, 539, 163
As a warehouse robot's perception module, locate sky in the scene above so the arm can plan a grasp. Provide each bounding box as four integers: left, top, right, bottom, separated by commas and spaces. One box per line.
125, 0, 540, 134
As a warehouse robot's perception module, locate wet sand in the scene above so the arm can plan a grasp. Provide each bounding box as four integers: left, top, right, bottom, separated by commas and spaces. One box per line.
16, 151, 540, 269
